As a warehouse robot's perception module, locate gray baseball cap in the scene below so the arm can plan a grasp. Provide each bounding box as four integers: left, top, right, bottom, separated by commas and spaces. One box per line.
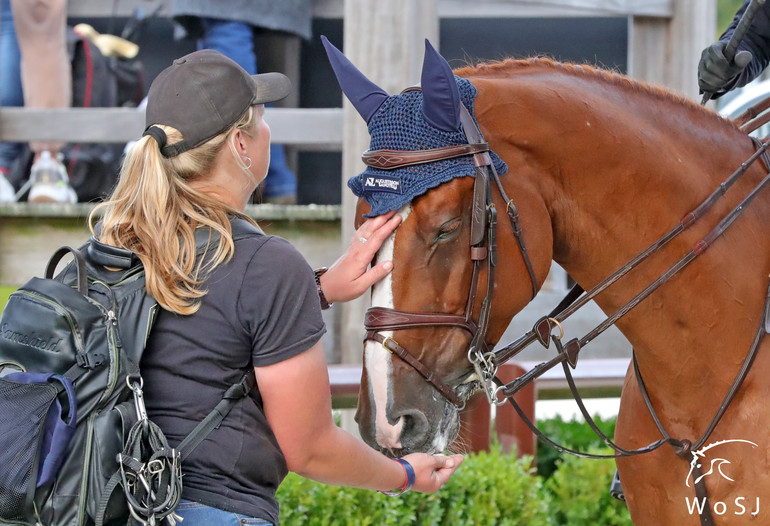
144, 49, 291, 157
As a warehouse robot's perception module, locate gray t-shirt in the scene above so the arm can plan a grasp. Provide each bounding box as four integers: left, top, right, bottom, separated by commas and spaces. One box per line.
141, 232, 326, 524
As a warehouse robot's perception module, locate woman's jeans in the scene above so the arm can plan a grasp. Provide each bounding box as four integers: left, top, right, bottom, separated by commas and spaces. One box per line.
198, 18, 296, 200
0, 0, 23, 171
175, 499, 273, 526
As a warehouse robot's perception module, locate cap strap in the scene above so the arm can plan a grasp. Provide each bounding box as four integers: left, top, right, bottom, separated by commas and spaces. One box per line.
160, 141, 191, 158
142, 126, 167, 148
142, 126, 191, 158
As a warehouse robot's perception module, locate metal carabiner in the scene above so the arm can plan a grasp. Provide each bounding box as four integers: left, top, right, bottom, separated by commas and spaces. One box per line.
127, 376, 148, 423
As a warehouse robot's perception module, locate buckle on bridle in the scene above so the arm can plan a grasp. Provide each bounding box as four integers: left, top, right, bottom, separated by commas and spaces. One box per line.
381, 336, 396, 353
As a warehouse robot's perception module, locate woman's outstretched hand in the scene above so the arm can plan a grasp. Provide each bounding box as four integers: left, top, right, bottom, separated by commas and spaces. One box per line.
320, 210, 402, 304
402, 453, 464, 493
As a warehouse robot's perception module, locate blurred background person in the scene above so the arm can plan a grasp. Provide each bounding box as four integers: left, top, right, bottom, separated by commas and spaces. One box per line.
170, 0, 312, 204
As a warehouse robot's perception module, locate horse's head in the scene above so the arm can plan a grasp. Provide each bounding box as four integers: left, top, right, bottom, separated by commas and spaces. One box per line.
323, 37, 545, 454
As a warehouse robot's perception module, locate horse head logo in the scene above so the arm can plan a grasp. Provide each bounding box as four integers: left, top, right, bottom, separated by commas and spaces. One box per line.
685, 439, 758, 487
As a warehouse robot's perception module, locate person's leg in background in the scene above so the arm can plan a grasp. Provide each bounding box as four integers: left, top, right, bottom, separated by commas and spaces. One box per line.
198, 18, 297, 204
0, 0, 23, 201
10, 0, 77, 203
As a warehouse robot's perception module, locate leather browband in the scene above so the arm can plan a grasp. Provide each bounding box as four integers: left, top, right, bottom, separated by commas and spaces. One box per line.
362, 142, 489, 170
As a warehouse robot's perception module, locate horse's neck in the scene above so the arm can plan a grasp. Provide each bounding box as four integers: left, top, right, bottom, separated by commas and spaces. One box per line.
475, 70, 770, 414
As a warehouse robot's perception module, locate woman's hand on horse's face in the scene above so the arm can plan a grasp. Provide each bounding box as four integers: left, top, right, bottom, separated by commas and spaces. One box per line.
403, 453, 465, 493
321, 210, 402, 303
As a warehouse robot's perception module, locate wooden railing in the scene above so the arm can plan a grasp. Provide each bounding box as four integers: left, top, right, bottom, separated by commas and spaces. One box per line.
0, 107, 342, 149
65, 0, 674, 20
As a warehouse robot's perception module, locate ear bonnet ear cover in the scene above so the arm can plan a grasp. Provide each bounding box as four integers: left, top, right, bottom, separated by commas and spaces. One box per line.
323, 36, 507, 217
348, 78, 507, 217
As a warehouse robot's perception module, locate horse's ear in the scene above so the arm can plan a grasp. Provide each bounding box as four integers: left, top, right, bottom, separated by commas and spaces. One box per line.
321, 35, 388, 123
421, 39, 461, 132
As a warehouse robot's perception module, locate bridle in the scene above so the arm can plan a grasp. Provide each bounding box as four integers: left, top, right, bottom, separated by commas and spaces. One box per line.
363, 89, 539, 408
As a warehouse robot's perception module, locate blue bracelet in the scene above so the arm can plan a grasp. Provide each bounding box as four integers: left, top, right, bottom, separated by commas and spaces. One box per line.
379, 458, 415, 497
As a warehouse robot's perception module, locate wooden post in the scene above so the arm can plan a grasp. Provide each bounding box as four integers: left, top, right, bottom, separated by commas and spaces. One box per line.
495, 363, 536, 458
458, 393, 491, 453
337, 0, 438, 434
338, 3, 439, 363
629, 0, 716, 100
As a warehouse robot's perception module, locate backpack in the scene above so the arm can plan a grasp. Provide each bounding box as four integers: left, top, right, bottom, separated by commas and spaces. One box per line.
0, 219, 262, 526
8, 26, 144, 203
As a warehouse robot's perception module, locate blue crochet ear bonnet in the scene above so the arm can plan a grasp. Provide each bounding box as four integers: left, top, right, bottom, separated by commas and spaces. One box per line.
348, 78, 508, 217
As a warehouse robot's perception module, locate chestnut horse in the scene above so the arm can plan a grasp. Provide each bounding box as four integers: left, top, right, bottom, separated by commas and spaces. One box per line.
323, 38, 770, 525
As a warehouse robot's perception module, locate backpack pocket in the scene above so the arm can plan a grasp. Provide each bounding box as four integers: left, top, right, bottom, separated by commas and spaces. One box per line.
0, 373, 76, 523
87, 400, 138, 523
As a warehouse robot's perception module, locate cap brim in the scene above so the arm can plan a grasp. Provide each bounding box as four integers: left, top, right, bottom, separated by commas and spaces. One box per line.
252, 72, 292, 105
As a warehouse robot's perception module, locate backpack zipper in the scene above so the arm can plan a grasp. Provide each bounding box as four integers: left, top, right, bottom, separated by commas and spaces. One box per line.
89, 279, 123, 404
11, 290, 84, 353
76, 412, 98, 526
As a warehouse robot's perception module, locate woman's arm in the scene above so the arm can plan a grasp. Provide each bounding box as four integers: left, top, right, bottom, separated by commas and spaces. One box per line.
254, 341, 462, 493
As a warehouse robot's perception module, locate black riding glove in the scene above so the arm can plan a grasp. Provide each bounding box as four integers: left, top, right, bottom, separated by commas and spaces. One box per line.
698, 40, 753, 94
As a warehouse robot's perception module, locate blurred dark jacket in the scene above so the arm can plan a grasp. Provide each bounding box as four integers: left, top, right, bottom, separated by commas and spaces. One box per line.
717, 0, 770, 95
170, 0, 312, 40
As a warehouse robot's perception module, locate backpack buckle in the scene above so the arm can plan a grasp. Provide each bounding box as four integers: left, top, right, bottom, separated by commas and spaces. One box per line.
75, 352, 106, 369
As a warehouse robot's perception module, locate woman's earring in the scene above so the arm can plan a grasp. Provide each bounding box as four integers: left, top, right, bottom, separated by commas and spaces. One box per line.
242, 156, 253, 170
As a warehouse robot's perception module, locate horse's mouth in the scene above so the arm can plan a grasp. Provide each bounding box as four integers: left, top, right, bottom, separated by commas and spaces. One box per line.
455, 378, 482, 402
374, 391, 467, 456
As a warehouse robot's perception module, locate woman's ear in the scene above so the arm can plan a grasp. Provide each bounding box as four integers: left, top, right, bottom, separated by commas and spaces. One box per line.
231, 128, 249, 156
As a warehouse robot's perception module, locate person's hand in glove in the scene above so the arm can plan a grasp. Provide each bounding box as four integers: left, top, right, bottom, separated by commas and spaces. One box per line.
698, 41, 753, 94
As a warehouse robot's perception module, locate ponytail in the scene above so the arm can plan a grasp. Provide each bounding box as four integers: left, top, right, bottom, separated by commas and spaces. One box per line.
90, 108, 259, 315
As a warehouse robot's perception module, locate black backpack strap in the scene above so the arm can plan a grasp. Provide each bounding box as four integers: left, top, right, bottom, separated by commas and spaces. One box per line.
177, 369, 256, 460
46, 246, 88, 296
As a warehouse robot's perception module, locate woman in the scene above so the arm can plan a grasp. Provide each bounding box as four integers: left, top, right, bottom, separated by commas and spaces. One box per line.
90, 49, 462, 525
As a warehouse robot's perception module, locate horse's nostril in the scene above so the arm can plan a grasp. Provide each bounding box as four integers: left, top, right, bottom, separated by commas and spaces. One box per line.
393, 409, 430, 449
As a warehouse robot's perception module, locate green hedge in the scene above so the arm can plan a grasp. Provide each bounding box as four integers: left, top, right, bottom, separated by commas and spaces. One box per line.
277, 444, 630, 525
535, 414, 617, 478
0, 286, 14, 311
277, 416, 632, 526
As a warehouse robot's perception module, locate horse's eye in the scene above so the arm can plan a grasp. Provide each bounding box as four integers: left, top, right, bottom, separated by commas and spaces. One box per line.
436, 219, 461, 241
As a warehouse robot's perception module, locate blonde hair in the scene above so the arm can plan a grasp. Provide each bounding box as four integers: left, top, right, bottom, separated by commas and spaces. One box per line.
90, 107, 260, 315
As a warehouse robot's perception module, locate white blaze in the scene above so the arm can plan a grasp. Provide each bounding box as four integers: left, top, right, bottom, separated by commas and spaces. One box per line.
366, 206, 411, 449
